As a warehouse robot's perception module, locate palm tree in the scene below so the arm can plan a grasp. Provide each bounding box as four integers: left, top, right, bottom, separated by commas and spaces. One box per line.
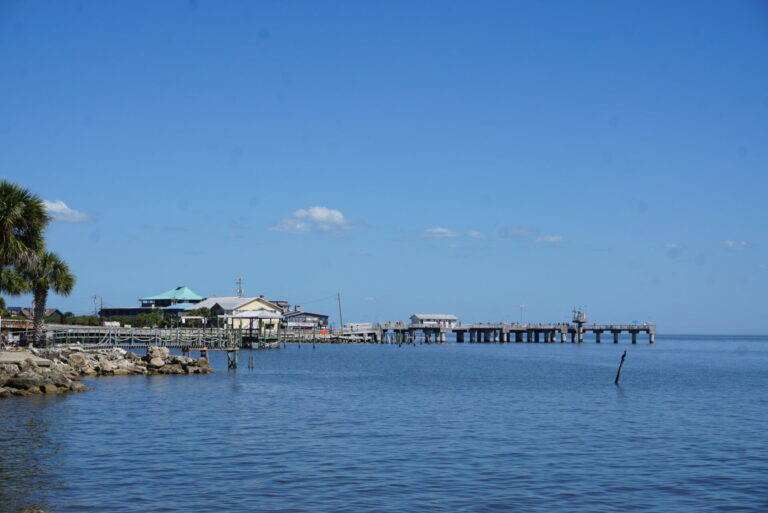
2, 252, 75, 345
0, 180, 50, 268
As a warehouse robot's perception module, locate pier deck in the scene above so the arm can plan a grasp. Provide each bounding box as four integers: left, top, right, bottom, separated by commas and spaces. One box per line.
343, 322, 656, 344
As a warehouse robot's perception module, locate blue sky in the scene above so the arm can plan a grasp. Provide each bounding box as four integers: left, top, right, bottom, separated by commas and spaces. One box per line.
1, 0, 766, 333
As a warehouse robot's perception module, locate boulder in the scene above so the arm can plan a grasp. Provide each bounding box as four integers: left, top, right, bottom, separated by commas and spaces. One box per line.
98, 360, 117, 373
158, 363, 184, 375
42, 369, 74, 388
5, 370, 46, 390
0, 365, 17, 386
67, 353, 94, 373
0, 387, 11, 398
40, 383, 61, 395
148, 357, 166, 369
69, 382, 88, 393
171, 355, 193, 365
116, 360, 145, 374
146, 346, 170, 360
19, 357, 39, 372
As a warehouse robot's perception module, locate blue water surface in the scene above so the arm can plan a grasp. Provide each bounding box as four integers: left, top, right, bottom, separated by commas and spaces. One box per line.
1, 336, 767, 512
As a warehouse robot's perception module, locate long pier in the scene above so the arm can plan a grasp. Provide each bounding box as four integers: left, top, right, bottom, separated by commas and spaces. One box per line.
343, 322, 656, 345
4, 321, 655, 349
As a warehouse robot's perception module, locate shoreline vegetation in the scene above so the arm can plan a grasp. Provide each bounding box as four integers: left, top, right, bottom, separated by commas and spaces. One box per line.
0, 345, 212, 399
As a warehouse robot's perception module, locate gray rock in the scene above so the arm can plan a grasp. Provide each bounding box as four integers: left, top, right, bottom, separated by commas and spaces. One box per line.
0, 387, 11, 398
158, 363, 185, 375
172, 355, 193, 365
69, 382, 88, 392
42, 369, 74, 388
147, 346, 170, 360
148, 357, 165, 369
0, 366, 16, 386
5, 370, 46, 390
98, 360, 117, 373
67, 353, 93, 371
41, 383, 61, 394
19, 357, 39, 372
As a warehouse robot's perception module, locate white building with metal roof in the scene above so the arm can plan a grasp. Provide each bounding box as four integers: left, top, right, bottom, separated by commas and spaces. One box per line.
409, 314, 459, 327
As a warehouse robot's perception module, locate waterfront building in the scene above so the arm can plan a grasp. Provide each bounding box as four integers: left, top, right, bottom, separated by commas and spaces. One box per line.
7, 307, 64, 322
100, 285, 205, 318
139, 286, 204, 308
191, 295, 283, 330
410, 314, 459, 328
284, 307, 329, 330
268, 300, 291, 313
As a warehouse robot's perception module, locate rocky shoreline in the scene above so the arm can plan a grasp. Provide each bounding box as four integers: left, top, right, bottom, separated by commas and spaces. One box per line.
0, 346, 213, 398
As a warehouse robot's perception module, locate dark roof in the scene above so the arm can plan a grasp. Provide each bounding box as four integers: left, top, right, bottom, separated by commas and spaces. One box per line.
7, 307, 62, 319
285, 311, 328, 319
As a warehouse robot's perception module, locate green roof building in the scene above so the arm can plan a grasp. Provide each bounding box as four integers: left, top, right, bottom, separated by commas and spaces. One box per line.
139, 286, 205, 308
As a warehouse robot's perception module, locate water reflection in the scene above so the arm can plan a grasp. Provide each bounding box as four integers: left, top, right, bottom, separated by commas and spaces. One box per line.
0, 396, 67, 513
0, 338, 766, 512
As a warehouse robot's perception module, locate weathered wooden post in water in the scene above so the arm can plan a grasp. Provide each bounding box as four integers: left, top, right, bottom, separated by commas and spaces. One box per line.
614, 350, 627, 385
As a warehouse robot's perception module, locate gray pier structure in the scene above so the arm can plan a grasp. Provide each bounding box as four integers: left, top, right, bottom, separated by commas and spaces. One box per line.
345, 322, 656, 345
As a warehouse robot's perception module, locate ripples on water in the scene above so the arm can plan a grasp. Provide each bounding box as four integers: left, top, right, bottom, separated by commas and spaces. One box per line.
1, 336, 767, 512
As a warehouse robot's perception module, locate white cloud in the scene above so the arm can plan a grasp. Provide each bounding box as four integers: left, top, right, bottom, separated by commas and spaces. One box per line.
664, 243, 683, 250
43, 200, 87, 222
269, 206, 353, 233
535, 235, 564, 244
724, 240, 749, 249
467, 231, 489, 239
421, 227, 461, 238
498, 226, 537, 238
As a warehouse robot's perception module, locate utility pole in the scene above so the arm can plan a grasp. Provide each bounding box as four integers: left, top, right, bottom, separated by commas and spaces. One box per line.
235, 277, 244, 297
337, 293, 344, 336
93, 296, 102, 316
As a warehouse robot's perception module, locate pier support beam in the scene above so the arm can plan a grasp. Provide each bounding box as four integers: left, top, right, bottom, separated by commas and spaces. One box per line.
631, 331, 638, 344
560, 331, 566, 343
515, 332, 523, 343
649, 333, 655, 344
613, 331, 620, 344
457, 331, 464, 343
595, 331, 601, 344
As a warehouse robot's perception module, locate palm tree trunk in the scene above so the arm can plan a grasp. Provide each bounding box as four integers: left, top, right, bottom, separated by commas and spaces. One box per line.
33, 287, 48, 346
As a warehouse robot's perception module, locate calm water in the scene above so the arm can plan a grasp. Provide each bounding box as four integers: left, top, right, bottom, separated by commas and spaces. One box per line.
1, 336, 767, 513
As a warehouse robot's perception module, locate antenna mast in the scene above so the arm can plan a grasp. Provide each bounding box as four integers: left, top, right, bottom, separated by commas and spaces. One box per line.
235, 277, 244, 297
92, 296, 102, 316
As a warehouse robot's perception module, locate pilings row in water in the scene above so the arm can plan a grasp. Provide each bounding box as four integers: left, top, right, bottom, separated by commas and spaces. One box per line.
344, 323, 657, 345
